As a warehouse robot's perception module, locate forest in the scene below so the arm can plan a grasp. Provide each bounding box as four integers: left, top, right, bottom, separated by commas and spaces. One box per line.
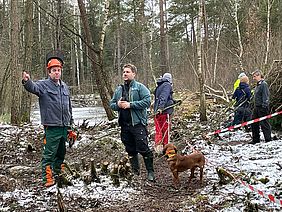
0, 0, 282, 211
0, 0, 282, 123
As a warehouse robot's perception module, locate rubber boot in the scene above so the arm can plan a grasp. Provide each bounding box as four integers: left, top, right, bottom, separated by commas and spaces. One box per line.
129, 155, 140, 176
143, 152, 155, 182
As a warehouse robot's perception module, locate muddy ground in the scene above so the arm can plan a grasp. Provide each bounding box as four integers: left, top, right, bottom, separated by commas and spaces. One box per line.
0, 93, 281, 211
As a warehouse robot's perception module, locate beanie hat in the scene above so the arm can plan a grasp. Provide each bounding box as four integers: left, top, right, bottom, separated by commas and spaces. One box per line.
238, 72, 246, 79
163, 73, 172, 84
47, 58, 62, 69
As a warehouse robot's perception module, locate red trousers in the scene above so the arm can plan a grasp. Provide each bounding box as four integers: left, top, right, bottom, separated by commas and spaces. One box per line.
154, 113, 170, 146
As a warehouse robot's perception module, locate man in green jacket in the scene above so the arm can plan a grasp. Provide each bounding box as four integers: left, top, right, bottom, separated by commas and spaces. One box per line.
22, 57, 73, 187
110, 63, 155, 181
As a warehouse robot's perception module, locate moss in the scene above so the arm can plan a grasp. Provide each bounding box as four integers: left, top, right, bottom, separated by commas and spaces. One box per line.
0, 113, 10, 123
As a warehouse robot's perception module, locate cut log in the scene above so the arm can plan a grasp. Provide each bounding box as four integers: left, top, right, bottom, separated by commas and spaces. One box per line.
101, 161, 109, 175
90, 159, 100, 183
111, 164, 120, 186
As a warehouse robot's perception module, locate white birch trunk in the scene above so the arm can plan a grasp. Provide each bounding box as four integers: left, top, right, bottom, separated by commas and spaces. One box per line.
234, 0, 244, 71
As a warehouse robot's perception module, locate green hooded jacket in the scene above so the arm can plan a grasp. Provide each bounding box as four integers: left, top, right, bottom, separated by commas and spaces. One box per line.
110, 80, 151, 126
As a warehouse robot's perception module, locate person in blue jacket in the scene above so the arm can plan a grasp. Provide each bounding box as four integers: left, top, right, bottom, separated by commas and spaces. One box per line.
232, 75, 252, 126
22, 57, 73, 187
249, 70, 272, 144
153, 73, 174, 147
110, 63, 155, 182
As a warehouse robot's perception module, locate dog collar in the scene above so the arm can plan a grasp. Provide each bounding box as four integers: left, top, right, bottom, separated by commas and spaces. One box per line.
166, 149, 176, 158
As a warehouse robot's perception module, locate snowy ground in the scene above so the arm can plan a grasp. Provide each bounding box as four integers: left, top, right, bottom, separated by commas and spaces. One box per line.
0, 108, 282, 211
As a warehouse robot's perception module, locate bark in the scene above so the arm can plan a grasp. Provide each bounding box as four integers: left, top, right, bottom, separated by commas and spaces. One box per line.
98, 0, 113, 97
21, 0, 33, 123
264, 0, 274, 68
90, 159, 100, 182
233, 0, 244, 71
111, 164, 120, 186
10, 0, 21, 125
139, 0, 150, 85
212, 19, 224, 84
116, 0, 122, 82
159, 0, 167, 74
202, 0, 210, 84
77, 0, 115, 121
0, 61, 11, 115
56, 0, 62, 49
148, 0, 155, 79
197, 0, 207, 121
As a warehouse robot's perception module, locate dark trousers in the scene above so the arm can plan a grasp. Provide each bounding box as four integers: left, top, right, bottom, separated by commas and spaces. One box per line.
120, 124, 151, 157
251, 107, 272, 142
232, 107, 252, 125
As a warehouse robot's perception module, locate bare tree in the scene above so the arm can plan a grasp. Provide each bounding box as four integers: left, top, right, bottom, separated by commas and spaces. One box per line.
197, 0, 207, 121
77, 0, 114, 120
116, 0, 122, 82
10, 0, 21, 125
233, 0, 244, 71
264, 0, 275, 68
159, 0, 168, 74
212, 19, 224, 84
98, 0, 113, 98
21, 0, 33, 123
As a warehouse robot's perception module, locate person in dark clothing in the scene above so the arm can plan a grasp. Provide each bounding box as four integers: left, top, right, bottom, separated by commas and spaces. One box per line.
22, 57, 73, 187
153, 73, 174, 149
249, 70, 272, 144
110, 63, 155, 181
232, 75, 252, 126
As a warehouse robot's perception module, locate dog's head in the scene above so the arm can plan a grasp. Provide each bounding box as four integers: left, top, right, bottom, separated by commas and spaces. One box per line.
163, 143, 177, 158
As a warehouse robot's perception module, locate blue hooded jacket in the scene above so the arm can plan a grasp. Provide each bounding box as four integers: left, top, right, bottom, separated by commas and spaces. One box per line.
153, 77, 174, 114
232, 82, 251, 108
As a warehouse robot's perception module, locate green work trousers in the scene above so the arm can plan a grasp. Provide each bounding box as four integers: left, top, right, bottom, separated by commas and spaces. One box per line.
42, 126, 68, 183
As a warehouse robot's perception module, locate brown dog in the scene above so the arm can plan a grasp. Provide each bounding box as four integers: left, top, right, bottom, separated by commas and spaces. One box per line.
163, 143, 205, 186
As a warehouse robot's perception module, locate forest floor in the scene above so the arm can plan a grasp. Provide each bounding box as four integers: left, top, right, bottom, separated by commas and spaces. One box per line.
0, 91, 282, 211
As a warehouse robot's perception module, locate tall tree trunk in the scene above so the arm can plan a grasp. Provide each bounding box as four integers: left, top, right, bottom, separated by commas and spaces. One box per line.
264, 0, 273, 69
138, 0, 149, 85
202, 0, 211, 85
116, 0, 122, 82
10, 0, 21, 125
21, 0, 33, 123
212, 19, 224, 84
148, 0, 155, 80
197, 0, 207, 121
98, 0, 113, 97
233, 0, 244, 71
164, 0, 171, 74
159, 0, 167, 75
77, 5, 84, 85
56, 0, 62, 49
77, 0, 114, 120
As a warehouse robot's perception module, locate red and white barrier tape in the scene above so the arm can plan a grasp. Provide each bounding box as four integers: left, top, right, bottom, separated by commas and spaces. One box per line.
239, 179, 282, 206
207, 110, 282, 136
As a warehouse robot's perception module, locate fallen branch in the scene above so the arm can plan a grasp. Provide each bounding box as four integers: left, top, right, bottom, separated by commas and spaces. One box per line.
216, 166, 236, 185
